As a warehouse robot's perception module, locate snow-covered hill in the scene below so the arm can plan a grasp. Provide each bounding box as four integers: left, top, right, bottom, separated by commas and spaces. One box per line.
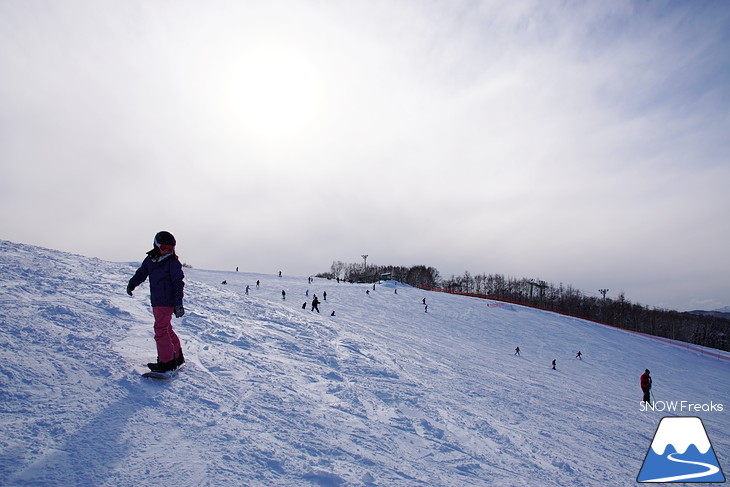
1, 240, 728, 486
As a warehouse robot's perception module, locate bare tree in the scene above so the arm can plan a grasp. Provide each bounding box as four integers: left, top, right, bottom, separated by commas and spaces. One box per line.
330, 260, 346, 280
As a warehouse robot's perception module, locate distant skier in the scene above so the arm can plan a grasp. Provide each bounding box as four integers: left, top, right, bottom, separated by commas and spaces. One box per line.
245, 285, 250, 295
311, 295, 321, 313
302, 302, 307, 310
422, 298, 426, 305
552, 359, 556, 370
256, 280, 260, 288
222, 280, 227, 285
514, 346, 520, 356
641, 369, 652, 404
424, 304, 428, 313
575, 351, 582, 359
323, 291, 327, 301
281, 290, 286, 300
330, 310, 335, 316
127, 231, 185, 373
279, 271, 282, 277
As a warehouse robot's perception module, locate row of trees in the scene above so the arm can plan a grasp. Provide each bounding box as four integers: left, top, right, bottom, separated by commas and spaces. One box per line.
318, 261, 729, 352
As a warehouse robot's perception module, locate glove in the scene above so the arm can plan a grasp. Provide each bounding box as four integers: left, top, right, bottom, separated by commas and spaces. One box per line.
126, 285, 134, 296
174, 305, 185, 318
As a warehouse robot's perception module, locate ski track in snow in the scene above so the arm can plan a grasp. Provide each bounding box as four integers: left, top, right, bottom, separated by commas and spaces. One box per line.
0, 240, 728, 486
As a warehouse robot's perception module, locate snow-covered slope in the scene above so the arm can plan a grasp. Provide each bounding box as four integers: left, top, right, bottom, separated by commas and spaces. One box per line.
1, 240, 728, 486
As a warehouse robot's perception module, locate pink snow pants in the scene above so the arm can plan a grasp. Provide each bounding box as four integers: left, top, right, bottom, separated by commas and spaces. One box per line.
152, 307, 181, 363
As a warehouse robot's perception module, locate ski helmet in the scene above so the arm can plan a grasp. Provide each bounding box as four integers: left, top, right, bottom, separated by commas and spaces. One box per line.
154, 231, 176, 248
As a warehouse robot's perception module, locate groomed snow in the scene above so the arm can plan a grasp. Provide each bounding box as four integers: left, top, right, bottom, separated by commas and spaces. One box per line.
1, 240, 728, 486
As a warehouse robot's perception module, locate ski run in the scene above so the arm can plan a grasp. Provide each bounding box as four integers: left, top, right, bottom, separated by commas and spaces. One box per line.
0, 240, 728, 486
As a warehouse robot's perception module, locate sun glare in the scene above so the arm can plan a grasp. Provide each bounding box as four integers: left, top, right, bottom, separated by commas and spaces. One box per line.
228, 47, 322, 140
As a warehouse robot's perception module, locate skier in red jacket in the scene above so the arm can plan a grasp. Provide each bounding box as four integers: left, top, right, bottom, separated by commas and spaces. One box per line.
640, 369, 652, 404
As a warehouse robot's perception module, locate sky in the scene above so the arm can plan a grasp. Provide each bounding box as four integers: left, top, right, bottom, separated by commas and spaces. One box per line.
1, 0, 729, 312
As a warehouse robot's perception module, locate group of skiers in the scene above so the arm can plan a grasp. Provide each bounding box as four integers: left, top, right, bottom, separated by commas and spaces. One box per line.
125, 231, 333, 373
513, 344, 653, 403
512, 346, 567, 370
126, 231, 658, 403
226, 271, 336, 315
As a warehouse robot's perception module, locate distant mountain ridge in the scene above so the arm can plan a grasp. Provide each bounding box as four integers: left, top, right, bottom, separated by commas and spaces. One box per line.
687, 308, 730, 321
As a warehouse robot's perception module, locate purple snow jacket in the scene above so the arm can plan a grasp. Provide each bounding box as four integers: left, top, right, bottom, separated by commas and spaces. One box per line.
128, 252, 185, 307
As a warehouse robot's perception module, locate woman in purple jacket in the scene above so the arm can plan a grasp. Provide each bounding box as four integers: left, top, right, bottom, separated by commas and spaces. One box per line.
127, 231, 185, 373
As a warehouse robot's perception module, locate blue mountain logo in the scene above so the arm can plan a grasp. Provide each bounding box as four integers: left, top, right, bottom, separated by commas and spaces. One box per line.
638, 416, 725, 483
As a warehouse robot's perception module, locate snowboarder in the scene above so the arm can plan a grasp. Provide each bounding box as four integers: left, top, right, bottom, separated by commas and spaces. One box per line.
641, 369, 652, 404
302, 302, 307, 310
422, 298, 426, 305
281, 290, 286, 300
279, 271, 282, 277
311, 295, 321, 313
552, 359, 556, 370
514, 346, 520, 356
127, 231, 185, 373
245, 285, 250, 295
222, 280, 227, 285
256, 280, 260, 288
323, 291, 327, 301
575, 351, 582, 359
330, 310, 335, 316
424, 304, 428, 313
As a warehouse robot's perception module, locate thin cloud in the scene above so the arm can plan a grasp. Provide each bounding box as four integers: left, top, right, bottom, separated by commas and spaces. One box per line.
1, 0, 728, 311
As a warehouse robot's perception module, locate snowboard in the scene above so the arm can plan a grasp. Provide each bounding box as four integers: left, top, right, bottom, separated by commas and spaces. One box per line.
141, 363, 184, 380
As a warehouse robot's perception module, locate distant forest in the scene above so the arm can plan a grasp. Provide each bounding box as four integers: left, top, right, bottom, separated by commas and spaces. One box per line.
317, 261, 729, 352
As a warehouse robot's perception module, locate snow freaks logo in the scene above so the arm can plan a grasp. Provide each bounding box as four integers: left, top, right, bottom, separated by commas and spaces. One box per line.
640, 400, 724, 413
637, 416, 726, 483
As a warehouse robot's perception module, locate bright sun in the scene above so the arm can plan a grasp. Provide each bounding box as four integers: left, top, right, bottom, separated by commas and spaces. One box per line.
228, 47, 322, 140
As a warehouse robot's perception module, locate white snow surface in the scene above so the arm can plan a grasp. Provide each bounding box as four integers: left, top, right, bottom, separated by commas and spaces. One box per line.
650, 417, 711, 455
1, 240, 728, 486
